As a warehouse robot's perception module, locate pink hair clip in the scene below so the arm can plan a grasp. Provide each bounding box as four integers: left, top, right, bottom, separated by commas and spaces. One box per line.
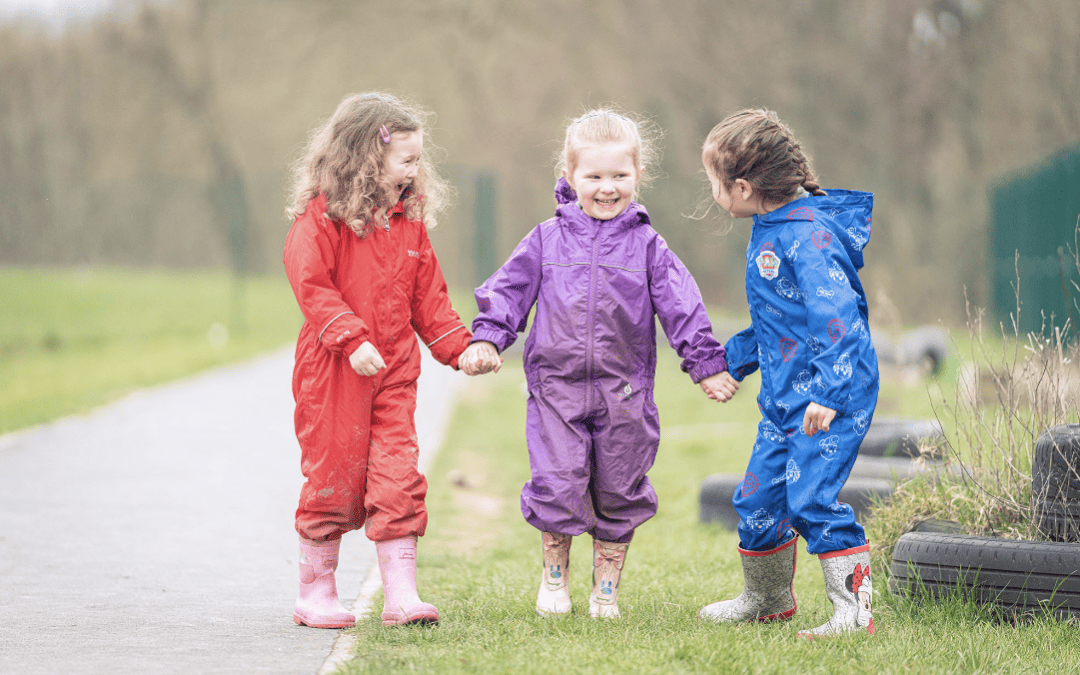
379, 124, 391, 143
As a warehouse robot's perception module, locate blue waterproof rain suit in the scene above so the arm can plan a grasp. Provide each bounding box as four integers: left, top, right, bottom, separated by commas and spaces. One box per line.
471, 179, 728, 543
724, 190, 879, 555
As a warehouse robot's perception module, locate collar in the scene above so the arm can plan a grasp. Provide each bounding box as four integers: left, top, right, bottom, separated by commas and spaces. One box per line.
553, 178, 650, 233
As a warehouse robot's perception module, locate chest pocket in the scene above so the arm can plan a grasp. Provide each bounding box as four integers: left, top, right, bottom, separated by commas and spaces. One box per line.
390, 243, 423, 322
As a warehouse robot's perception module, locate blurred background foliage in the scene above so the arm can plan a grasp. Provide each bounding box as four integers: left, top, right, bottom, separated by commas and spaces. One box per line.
1, 0, 1078, 326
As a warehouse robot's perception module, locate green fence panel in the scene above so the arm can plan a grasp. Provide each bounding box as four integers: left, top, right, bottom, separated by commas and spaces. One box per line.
990, 145, 1080, 335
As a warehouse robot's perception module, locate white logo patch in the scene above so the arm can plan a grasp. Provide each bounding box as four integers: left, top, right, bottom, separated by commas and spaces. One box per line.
756, 243, 781, 280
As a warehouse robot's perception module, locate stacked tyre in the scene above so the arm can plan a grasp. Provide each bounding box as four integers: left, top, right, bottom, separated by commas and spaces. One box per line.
1032, 424, 1080, 542
858, 417, 944, 459
890, 424, 1080, 618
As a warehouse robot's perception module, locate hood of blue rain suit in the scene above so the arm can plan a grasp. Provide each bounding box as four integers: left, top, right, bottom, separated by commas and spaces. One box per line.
752, 190, 874, 270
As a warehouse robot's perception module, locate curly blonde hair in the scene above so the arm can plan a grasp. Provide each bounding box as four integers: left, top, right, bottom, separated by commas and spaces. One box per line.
556, 107, 662, 198
702, 108, 826, 204
286, 92, 451, 237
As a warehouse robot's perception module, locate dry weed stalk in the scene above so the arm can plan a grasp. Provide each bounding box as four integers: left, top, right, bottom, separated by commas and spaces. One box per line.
871, 244, 1080, 574
937, 271, 1080, 540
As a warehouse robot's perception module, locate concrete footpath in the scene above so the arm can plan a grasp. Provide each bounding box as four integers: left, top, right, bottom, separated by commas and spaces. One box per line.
0, 345, 467, 675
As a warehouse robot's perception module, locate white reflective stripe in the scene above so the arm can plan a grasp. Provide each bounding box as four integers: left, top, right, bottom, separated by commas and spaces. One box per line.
427, 324, 466, 347
318, 311, 354, 342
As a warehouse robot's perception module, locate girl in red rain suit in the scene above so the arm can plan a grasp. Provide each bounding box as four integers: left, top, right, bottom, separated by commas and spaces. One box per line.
283, 93, 483, 628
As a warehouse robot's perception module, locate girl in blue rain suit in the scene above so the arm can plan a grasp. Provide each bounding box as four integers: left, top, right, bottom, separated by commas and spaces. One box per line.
697, 109, 879, 638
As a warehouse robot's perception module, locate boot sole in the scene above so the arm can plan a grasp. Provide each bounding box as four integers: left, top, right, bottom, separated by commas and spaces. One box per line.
382, 608, 439, 627
535, 605, 572, 618
698, 602, 797, 622
796, 627, 873, 639
292, 612, 356, 629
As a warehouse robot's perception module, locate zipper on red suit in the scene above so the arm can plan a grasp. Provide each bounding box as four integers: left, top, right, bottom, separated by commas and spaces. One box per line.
376, 220, 393, 360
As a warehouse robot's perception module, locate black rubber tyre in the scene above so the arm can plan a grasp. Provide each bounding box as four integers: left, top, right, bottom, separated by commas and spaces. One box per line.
858, 417, 944, 458
1036, 503, 1080, 543
698, 474, 893, 528
1032, 424, 1080, 542
898, 325, 950, 376
889, 532, 1080, 618
698, 474, 743, 529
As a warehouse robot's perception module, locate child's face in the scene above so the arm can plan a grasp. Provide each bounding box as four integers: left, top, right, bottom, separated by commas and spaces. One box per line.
564, 142, 640, 221
705, 164, 757, 218
383, 130, 423, 202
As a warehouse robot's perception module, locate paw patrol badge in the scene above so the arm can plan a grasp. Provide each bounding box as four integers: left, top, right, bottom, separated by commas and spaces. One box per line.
756, 243, 780, 280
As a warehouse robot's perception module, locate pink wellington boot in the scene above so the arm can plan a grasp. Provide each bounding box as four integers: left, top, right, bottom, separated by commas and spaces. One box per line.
377, 536, 439, 626
293, 538, 356, 629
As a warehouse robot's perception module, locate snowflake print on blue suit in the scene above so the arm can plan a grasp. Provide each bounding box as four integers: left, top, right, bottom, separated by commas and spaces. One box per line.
726, 190, 878, 555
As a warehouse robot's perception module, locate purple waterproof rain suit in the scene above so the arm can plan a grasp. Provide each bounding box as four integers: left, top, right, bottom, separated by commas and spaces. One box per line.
471, 179, 727, 543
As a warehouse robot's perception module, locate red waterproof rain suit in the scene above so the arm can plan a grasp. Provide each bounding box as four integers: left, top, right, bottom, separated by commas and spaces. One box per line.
284, 195, 471, 542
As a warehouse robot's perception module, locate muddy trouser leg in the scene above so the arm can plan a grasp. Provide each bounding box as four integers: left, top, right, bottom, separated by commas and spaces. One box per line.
364, 379, 427, 541
294, 356, 372, 542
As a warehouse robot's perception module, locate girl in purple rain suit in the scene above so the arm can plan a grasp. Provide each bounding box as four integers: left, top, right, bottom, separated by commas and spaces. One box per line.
460, 109, 731, 619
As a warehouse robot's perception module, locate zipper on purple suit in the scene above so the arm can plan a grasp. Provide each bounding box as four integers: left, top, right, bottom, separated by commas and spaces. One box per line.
585, 232, 601, 410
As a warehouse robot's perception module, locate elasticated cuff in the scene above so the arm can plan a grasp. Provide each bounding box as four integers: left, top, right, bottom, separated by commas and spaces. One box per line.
469, 328, 513, 354
688, 355, 729, 384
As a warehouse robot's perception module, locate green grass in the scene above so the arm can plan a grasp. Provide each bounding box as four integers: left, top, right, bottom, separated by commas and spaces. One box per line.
339, 349, 1080, 675
0, 266, 303, 434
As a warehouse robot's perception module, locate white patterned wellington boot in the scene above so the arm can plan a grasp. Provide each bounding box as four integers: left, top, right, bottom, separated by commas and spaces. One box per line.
536, 532, 572, 617
797, 544, 875, 638
588, 539, 629, 618
699, 535, 798, 623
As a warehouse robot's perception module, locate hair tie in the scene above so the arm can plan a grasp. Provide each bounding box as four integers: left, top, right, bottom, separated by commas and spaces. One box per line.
379, 125, 391, 143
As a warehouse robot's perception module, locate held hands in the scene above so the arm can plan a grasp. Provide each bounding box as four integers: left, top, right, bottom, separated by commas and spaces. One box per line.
700, 371, 739, 402
459, 341, 502, 376
803, 401, 837, 436
349, 341, 385, 377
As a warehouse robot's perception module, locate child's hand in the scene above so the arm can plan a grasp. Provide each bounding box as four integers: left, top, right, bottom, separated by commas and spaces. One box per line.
459, 341, 502, 376
802, 402, 837, 436
700, 372, 739, 402
349, 341, 385, 376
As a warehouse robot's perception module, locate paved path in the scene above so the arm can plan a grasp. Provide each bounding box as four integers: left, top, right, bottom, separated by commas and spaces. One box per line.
0, 346, 467, 675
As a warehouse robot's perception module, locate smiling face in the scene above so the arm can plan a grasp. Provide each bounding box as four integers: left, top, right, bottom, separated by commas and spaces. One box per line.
382, 130, 423, 202
564, 142, 640, 220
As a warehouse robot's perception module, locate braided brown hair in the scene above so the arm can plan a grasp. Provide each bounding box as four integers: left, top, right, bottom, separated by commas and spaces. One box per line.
702, 109, 825, 206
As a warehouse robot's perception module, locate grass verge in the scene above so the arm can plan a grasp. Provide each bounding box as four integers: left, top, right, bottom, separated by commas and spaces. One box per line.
0, 266, 302, 434
338, 349, 1080, 675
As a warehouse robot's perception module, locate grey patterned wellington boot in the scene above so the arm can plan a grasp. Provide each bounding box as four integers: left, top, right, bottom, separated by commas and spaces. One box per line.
536, 532, 572, 617
589, 539, 629, 618
797, 544, 875, 638
699, 535, 798, 622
